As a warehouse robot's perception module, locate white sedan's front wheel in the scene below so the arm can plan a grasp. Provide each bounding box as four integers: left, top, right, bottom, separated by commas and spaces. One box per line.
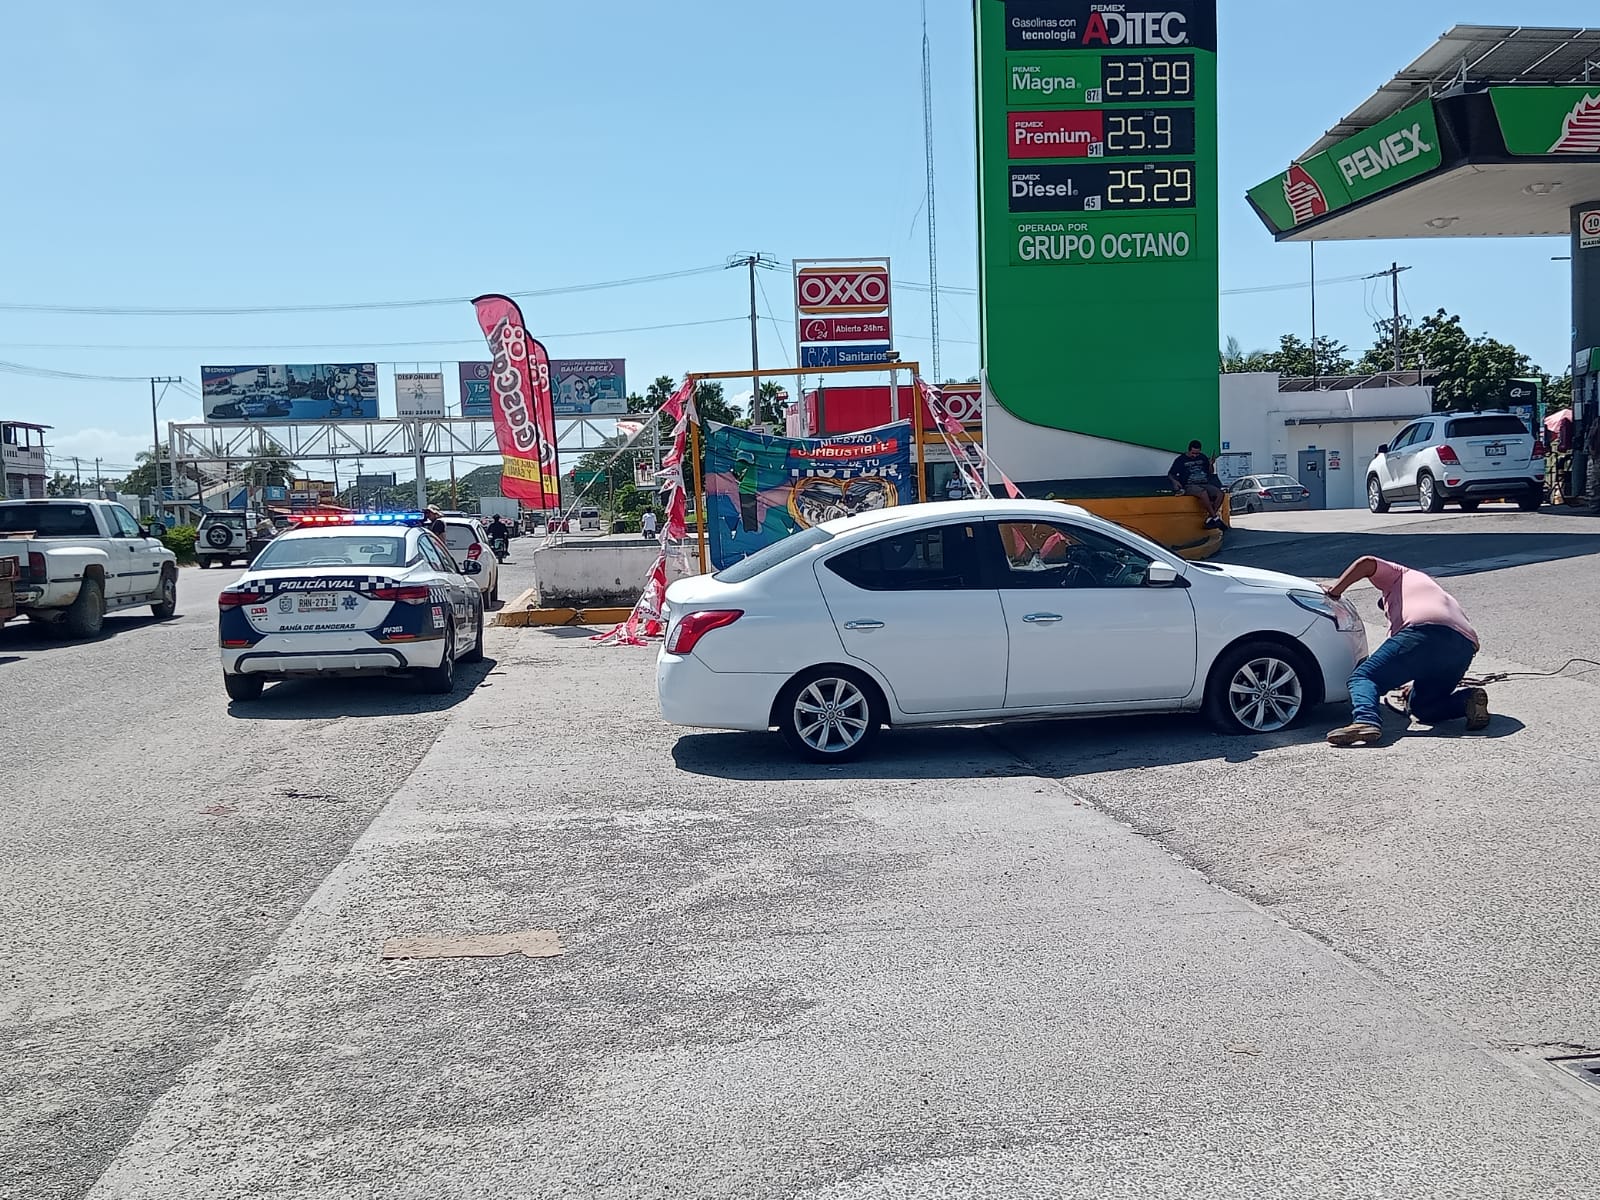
1205, 642, 1310, 734
778, 667, 882, 761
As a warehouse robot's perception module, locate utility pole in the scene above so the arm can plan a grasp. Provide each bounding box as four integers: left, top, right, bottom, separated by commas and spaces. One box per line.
1364, 263, 1413, 372
921, 0, 941, 382
72, 456, 82, 495
149, 376, 181, 524
94, 457, 103, 499
728, 253, 779, 422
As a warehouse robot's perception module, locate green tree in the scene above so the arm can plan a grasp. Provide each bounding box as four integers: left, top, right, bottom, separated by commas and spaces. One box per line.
118, 448, 162, 496
46, 471, 78, 497
1220, 335, 1270, 373
1549, 371, 1573, 410
1357, 309, 1536, 411
754, 380, 790, 427
636, 375, 739, 425
1259, 333, 1354, 378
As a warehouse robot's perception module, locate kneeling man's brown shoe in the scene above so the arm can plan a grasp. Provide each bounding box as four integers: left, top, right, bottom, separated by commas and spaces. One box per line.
1327, 722, 1383, 747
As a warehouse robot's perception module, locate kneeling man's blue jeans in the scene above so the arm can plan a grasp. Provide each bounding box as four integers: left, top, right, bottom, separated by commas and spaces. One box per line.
1348, 623, 1477, 728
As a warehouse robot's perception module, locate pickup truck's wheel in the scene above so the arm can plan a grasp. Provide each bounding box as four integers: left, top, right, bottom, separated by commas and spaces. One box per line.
415, 629, 457, 694
151, 569, 178, 619
61, 576, 105, 639
224, 672, 264, 702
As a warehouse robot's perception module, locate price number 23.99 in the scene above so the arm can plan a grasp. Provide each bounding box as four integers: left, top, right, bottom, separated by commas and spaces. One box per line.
1105, 165, 1194, 208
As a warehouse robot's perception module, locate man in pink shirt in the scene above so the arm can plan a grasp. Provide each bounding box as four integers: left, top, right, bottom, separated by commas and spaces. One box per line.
1323, 556, 1490, 746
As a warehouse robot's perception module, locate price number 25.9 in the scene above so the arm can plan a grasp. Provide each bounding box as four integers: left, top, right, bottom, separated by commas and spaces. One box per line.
1105, 165, 1195, 208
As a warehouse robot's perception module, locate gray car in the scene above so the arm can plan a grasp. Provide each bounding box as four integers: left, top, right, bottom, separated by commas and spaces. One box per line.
1229, 474, 1312, 514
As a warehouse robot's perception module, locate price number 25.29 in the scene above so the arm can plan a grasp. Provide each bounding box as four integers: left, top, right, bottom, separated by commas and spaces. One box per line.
1105, 165, 1195, 208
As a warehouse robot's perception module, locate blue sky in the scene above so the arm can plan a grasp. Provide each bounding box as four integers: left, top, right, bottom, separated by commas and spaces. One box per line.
1, 0, 1590, 478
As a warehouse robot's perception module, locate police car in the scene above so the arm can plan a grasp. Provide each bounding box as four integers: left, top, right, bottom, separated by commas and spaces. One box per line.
217, 512, 485, 702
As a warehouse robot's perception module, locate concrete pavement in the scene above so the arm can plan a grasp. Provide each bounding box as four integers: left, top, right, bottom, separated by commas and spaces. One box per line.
6, 526, 1600, 1198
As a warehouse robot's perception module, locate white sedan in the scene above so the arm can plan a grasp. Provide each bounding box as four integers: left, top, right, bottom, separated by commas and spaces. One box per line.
657, 500, 1367, 760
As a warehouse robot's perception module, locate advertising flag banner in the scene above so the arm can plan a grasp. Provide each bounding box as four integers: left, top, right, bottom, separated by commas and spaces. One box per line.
702, 421, 913, 571
201, 364, 378, 423
471, 294, 560, 508
394, 372, 446, 418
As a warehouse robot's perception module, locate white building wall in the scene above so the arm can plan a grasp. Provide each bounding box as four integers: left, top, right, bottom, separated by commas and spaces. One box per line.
1219, 373, 1432, 509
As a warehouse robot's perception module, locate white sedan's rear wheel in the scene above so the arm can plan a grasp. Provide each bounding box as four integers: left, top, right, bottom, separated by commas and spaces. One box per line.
778, 667, 882, 761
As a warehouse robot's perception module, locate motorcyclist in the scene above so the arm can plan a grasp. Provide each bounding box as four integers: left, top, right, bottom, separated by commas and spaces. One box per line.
486, 514, 511, 559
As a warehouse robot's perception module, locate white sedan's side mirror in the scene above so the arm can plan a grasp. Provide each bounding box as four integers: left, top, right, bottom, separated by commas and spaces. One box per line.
1146, 562, 1183, 587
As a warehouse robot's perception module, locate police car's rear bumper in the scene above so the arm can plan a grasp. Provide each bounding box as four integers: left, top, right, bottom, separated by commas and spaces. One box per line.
222, 632, 446, 676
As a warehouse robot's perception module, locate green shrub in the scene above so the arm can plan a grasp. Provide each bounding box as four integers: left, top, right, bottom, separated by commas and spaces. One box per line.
162, 525, 197, 564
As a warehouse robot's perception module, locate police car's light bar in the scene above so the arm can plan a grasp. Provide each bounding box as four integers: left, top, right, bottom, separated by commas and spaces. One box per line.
297, 512, 424, 526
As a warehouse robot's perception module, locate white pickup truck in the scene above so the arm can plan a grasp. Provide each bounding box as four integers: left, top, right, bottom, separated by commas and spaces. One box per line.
0, 499, 179, 638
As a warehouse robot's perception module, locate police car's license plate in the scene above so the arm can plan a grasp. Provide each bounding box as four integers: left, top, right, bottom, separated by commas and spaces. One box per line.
297, 595, 339, 612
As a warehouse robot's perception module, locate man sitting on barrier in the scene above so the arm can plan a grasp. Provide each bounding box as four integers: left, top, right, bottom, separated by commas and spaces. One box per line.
1167, 440, 1226, 530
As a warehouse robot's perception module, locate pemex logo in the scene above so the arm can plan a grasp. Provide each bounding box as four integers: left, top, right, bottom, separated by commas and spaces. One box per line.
1550, 92, 1600, 152
1283, 164, 1328, 225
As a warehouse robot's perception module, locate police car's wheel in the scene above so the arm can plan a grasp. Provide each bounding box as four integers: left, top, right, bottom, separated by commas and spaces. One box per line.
416, 628, 457, 694
462, 602, 485, 664
224, 673, 263, 702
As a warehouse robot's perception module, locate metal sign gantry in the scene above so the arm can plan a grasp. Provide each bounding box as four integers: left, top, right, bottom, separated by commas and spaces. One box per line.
165, 415, 626, 512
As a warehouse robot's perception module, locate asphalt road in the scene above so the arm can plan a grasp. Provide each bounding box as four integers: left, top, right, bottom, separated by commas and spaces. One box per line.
0, 548, 536, 1200
6, 516, 1600, 1198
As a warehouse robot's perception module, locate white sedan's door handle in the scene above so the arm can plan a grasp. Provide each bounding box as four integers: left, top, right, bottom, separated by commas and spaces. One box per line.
1022, 612, 1064, 624
844, 620, 885, 631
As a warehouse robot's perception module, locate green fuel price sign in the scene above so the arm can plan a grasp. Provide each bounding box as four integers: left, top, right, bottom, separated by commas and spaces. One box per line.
975, 1, 1219, 454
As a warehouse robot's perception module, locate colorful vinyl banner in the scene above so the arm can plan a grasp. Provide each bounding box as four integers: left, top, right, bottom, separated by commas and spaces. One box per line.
471, 294, 560, 508
703, 421, 913, 571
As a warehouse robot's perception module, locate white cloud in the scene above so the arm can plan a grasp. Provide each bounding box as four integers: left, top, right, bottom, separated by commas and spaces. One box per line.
46, 415, 203, 474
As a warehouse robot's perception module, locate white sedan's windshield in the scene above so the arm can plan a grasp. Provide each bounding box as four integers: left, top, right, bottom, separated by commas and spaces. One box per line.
253, 534, 407, 569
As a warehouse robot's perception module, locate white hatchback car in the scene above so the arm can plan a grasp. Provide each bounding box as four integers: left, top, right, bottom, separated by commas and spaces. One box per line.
658, 500, 1367, 760
438, 516, 501, 605
1366, 410, 1544, 513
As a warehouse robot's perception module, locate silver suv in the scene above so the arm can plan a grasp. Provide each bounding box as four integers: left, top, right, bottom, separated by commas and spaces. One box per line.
196, 509, 265, 569
1366, 411, 1544, 514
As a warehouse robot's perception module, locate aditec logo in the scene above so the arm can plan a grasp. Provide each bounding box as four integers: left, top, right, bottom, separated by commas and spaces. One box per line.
1551, 93, 1600, 153
1081, 7, 1189, 48
796, 266, 891, 315
1282, 164, 1328, 225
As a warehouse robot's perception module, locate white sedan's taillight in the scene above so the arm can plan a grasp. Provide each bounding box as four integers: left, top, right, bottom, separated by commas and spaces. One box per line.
665, 609, 743, 655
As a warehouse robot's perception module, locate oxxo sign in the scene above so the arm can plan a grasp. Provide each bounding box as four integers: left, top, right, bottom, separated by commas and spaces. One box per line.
796, 266, 891, 315
794, 258, 894, 369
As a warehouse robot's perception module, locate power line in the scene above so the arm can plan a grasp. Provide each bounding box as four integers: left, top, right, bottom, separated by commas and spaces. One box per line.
0, 265, 728, 317
0, 315, 748, 355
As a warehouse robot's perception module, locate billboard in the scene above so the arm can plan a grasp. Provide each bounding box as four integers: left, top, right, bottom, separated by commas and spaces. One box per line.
975, 0, 1219, 453
201, 364, 379, 422
458, 358, 626, 416
459, 361, 493, 418
794, 259, 894, 370
394, 372, 446, 418
703, 421, 913, 571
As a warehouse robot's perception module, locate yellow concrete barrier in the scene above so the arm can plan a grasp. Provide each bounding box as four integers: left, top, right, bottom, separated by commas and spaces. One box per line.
492, 588, 634, 628
1059, 495, 1232, 562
